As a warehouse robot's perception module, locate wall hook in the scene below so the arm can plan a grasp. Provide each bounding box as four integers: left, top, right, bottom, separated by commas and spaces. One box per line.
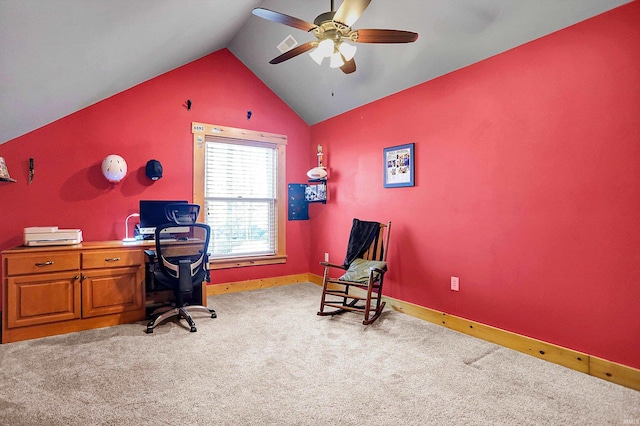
28, 158, 34, 184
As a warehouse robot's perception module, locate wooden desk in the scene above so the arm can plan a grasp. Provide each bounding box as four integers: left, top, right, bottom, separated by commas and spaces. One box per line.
1, 240, 207, 343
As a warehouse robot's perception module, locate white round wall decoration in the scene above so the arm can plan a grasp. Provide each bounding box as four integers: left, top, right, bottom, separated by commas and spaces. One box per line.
101, 154, 127, 183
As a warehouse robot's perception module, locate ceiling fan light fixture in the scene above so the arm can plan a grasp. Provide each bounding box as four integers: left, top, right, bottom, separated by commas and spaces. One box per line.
338, 41, 357, 61
317, 38, 335, 57
329, 51, 345, 68
309, 47, 325, 65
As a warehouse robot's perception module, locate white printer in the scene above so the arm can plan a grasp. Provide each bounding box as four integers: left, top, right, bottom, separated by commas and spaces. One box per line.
24, 227, 83, 246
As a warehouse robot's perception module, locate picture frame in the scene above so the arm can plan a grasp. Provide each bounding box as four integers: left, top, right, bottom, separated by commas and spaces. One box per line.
304, 182, 327, 203
383, 143, 415, 188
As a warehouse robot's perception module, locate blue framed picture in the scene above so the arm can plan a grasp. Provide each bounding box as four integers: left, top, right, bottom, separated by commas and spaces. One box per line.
383, 143, 415, 188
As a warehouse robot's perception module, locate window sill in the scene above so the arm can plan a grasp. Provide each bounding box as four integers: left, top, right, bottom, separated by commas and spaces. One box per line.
209, 254, 287, 270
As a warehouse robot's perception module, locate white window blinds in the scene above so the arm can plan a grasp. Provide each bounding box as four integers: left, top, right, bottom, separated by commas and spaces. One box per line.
204, 139, 278, 258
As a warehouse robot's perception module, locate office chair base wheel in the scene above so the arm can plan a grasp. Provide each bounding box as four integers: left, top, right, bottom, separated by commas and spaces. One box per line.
144, 305, 215, 334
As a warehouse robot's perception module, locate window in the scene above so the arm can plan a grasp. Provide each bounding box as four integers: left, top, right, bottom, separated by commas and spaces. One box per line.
192, 123, 287, 269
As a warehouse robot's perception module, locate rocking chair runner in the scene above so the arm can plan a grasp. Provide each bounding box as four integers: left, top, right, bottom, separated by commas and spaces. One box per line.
317, 219, 391, 325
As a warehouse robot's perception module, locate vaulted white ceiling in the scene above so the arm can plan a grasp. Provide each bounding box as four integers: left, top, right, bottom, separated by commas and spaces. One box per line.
0, 0, 631, 145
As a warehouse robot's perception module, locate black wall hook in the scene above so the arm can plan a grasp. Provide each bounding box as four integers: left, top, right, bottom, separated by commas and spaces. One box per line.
28, 158, 34, 184
186, 99, 192, 110
247, 110, 252, 120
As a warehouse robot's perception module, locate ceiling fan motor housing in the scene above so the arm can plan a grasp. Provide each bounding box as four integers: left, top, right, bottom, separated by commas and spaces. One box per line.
313, 11, 352, 45
313, 11, 336, 26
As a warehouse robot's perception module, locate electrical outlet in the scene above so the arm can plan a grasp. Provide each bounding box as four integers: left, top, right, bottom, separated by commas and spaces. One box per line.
325, 252, 329, 262
451, 276, 460, 291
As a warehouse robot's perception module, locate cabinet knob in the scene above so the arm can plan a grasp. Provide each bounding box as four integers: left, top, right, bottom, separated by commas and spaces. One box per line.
35, 261, 54, 267
104, 257, 121, 262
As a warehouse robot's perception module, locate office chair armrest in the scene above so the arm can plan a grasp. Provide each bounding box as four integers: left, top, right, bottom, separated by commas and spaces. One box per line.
203, 252, 211, 282
144, 249, 156, 262
144, 249, 157, 291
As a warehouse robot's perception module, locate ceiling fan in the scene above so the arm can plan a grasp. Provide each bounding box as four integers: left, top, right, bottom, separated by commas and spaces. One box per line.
252, 0, 418, 74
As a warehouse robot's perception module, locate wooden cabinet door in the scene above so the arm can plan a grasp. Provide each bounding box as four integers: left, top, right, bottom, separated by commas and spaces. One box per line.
7, 272, 81, 328
81, 267, 144, 318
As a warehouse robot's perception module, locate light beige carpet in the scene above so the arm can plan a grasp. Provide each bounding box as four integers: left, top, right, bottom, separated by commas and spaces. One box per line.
0, 282, 638, 425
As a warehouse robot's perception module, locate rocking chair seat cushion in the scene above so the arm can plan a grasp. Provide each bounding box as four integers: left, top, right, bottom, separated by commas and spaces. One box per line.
339, 258, 387, 283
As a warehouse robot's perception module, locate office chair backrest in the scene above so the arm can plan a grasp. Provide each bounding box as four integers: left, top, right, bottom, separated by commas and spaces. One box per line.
154, 222, 210, 287
165, 203, 200, 225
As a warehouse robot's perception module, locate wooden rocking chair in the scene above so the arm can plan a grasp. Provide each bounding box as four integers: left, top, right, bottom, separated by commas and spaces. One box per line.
317, 219, 391, 325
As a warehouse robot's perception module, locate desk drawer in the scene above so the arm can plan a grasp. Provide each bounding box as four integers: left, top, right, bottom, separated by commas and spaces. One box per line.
6, 252, 80, 276
82, 250, 142, 269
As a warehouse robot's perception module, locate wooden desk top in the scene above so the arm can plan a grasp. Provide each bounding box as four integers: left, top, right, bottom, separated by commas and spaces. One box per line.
2, 240, 155, 254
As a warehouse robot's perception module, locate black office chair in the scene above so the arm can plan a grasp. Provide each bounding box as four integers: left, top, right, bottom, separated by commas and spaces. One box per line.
145, 204, 216, 333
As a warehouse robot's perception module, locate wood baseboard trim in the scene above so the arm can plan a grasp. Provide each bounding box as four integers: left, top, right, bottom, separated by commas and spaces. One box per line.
206, 273, 314, 295
589, 356, 640, 391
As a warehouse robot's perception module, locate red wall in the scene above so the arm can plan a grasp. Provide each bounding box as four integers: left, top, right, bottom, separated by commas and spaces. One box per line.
310, 2, 640, 368
0, 49, 312, 285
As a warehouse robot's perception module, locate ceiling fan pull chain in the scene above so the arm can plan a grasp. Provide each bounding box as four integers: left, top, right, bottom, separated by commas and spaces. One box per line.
331, 68, 335, 97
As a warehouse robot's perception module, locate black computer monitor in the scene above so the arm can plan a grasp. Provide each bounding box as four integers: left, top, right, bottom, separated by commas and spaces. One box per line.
139, 200, 188, 236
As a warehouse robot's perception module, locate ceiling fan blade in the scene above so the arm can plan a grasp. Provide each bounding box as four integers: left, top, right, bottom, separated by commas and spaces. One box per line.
333, 0, 371, 27
252, 8, 317, 32
354, 29, 419, 43
269, 41, 317, 64
340, 57, 356, 74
